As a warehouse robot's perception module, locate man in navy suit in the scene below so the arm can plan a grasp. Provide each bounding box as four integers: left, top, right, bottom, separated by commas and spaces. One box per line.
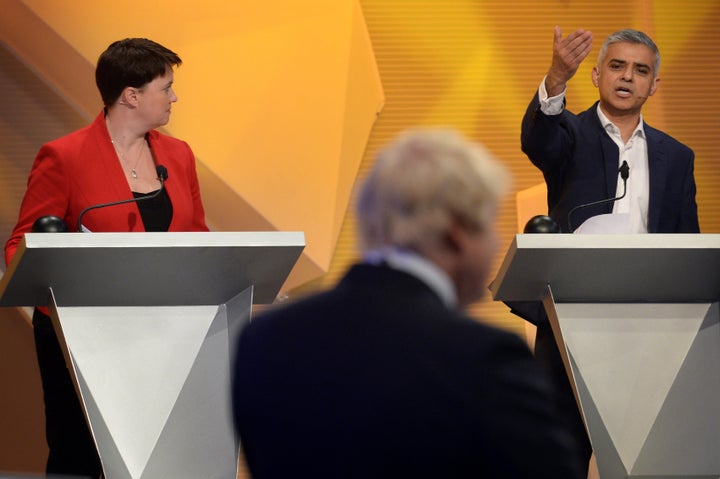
518, 26, 700, 475
522, 27, 698, 235
232, 129, 583, 478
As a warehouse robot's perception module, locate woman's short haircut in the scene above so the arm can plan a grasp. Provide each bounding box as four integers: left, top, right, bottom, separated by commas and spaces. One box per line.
356, 128, 510, 253
95, 38, 182, 107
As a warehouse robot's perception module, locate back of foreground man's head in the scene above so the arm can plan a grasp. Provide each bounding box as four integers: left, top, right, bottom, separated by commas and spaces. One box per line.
356, 128, 510, 255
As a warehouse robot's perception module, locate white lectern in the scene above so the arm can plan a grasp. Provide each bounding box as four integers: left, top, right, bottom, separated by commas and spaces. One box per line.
0, 231, 305, 479
491, 234, 720, 479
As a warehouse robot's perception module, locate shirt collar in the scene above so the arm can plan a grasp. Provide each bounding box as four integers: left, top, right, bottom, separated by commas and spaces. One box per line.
363, 248, 458, 308
595, 104, 646, 140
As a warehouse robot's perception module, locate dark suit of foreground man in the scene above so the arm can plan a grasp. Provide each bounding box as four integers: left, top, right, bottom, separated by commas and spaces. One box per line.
232, 129, 583, 478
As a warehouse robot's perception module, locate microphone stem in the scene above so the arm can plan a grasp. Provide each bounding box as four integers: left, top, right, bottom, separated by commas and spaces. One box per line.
77, 177, 165, 232
567, 176, 628, 233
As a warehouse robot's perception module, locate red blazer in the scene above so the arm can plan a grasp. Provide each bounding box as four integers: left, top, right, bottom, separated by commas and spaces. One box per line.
5, 111, 209, 267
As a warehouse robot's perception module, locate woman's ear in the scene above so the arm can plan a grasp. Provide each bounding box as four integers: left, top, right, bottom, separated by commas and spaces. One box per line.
117, 86, 140, 107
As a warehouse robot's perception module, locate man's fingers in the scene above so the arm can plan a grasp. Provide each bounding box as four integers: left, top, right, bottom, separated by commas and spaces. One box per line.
568, 31, 593, 53
548, 27, 592, 85
565, 28, 589, 43
560, 29, 593, 65
577, 40, 593, 62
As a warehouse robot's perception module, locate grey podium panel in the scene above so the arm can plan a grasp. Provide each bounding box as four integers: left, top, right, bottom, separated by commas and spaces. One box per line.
491, 234, 720, 303
0, 231, 305, 306
545, 300, 720, 479
51, 287, 254, 479
491, 234, 720, 479
0, 231, 304, 479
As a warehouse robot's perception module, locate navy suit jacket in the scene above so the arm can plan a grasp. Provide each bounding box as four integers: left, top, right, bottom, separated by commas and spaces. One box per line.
521, 94, 699, 233
232, 263, 583, 479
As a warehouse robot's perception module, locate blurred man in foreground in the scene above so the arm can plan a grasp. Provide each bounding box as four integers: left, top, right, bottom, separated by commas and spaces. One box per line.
232, 129, 583, 478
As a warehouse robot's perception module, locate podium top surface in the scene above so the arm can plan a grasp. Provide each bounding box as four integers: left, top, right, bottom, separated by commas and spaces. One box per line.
490, 234, 720, 303
0, 231, 305, 307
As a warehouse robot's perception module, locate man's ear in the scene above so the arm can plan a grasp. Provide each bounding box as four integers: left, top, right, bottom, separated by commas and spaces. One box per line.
648, 76, 660, 97
444, 218, 467, 255
591, 66, 600, 87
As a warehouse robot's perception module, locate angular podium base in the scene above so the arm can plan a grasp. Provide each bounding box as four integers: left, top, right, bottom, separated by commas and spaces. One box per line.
544, 290, 720, 479
50, 287, 253, 479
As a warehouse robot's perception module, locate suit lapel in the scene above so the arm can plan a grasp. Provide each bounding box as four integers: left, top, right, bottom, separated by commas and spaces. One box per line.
147, 131, 172, 199
582, 106, 620, 209
600, 133, 620, 205
83, 112, 146, 231
89, 112, 134, 198
645, 125, 667, 233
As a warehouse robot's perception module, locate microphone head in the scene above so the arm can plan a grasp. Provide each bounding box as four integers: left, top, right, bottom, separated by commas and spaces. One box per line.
524, 215, 560, 234
619, 160, 630, 180
156, 165, 168, 181
31, 215, 68, 233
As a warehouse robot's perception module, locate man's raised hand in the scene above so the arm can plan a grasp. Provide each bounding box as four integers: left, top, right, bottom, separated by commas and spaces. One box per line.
545, 26, 593, 96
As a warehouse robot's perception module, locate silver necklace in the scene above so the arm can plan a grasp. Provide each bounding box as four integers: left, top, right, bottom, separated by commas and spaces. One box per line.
111, 139, 144, 179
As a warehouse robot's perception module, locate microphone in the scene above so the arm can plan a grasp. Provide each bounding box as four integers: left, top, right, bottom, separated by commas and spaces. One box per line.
77, 165, 168, 232
32, 215, 68, 233
524, 215, 560, 234
567, 160, 630, 233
